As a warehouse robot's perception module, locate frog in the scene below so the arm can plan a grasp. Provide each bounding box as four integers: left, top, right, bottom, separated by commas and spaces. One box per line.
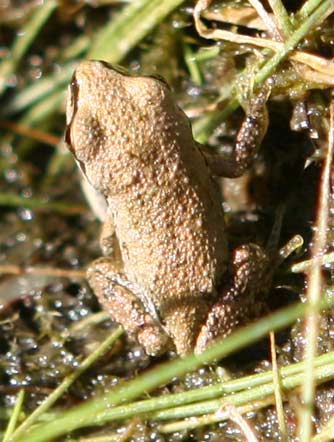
65, 60, 270, 356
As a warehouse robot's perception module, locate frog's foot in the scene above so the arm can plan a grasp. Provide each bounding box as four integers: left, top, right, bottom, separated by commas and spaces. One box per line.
87, 257, 171, 356
195, 244, 270, 354
137, 321, 172, 356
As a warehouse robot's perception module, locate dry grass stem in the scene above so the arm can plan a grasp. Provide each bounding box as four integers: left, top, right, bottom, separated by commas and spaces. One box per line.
247, 0, 280, 38
194, 0, 334, 85
0, 120, 59, 146
0, 264, 85, 279
203, 7, 269, 30
270, 332, 288, 442
218, 404, 259, 442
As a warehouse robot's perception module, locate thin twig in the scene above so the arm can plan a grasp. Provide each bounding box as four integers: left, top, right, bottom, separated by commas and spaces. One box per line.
0, 120, 59, 146
223, 405, 259, 442
270, 332, 288, 442
0, 193, 85, 215
0, 264, 85, 279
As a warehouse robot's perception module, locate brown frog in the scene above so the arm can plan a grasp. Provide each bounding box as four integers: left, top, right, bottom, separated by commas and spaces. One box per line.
65, 60, 270, 356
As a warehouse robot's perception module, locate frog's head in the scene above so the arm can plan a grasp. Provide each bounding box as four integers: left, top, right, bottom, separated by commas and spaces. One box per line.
65, 60, 192, 193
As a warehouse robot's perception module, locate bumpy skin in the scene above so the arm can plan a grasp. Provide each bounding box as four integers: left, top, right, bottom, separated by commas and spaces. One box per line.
66, 60, 269, 355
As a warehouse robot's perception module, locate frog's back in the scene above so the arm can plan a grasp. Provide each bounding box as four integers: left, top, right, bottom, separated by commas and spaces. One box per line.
106, 98, 228, 307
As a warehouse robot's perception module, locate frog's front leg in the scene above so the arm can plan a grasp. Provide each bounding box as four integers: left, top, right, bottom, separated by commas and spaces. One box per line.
195, 244, 270, 354
87, 258, 171, 355
200, 88, 269, 177
100, 218, 117, 256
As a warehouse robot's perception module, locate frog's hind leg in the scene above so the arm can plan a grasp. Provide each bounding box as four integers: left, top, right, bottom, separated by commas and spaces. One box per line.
195, 244, 270, 354
87, 257, 171, 356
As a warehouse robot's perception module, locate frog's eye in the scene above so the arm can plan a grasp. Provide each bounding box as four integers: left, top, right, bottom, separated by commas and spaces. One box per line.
148, 74, 171, 91
98, 60, 131, 77
98, 60, 170, 86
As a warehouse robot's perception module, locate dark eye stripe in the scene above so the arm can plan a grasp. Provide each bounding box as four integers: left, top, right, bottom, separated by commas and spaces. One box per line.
65, 74, 79, 154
